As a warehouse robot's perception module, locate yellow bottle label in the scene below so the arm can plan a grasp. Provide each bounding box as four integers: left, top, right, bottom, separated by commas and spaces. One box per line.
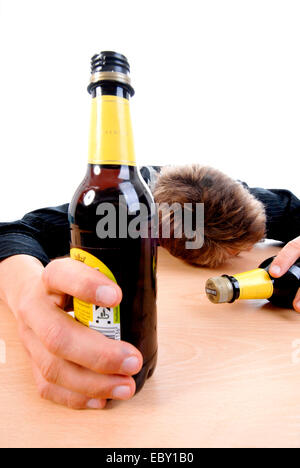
233, 268, 274, 300
88, 95, 136, 166
70, 248, 121, 340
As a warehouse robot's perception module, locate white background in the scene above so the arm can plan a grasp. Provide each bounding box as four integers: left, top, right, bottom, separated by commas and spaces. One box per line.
0, 0, 299, 221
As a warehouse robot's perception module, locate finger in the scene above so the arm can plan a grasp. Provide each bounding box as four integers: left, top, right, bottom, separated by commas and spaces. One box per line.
43, 258, 122, 308
31, 363, 107, 410
20, 299, 143, 376
293, 288, 300, 313
269, 237, 300, 277
22, 326, 136, 400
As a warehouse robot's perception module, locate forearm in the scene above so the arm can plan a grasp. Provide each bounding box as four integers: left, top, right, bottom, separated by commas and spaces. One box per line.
0, 255, 44, 314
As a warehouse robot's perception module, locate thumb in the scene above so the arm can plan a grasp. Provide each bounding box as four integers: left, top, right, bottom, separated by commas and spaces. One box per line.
42, 258, 122, 308
269, 237, 300, 278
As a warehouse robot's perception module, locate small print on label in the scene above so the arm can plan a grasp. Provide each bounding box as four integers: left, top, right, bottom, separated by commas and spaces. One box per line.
89, 306, 121, 340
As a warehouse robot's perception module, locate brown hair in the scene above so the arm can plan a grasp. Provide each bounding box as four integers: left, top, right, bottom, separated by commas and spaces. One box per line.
153, 164, 266, 268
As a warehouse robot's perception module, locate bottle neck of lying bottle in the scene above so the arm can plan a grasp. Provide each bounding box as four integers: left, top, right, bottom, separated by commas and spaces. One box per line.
87, 83, 137, 177
225, 268, 274, 302
206, 266, 274, 304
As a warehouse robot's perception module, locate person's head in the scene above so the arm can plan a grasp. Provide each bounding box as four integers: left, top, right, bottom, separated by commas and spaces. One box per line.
153, 164, 266, 268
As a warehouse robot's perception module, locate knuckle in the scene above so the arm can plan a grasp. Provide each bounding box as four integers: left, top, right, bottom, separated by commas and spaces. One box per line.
17, 322, 27, 340
16, 298, 30, 321
40, 357, 60, 384
66, 394, 87, 410
92, 345, 118, 373
37, 381, 51, 400
87, 388, 102, 399
42, 263, 54, 288
42, 259, 61, 288
72, 276, 94, 300
42, 323, 66, 355
288, 238, 300, 250
87, 382, 110, 399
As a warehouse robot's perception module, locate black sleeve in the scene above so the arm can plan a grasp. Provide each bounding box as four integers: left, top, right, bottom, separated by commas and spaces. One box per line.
248, 187, 300, 243
0, 204, 70, 266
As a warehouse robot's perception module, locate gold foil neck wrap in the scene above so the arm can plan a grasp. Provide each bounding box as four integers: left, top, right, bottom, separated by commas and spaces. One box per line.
90, 71, 132, 88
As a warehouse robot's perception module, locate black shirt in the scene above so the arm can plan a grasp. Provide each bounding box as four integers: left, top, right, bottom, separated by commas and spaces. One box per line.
0, 166, 299, 266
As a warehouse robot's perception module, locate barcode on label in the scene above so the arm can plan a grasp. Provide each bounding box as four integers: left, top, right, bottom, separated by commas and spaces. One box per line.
89, 325, 120, 340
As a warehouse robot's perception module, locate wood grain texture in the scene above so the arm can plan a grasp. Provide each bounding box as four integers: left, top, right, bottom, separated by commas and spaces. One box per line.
1, 244, 300, 448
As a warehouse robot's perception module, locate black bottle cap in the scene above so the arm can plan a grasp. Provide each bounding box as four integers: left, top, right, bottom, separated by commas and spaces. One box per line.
88, 51, 134, 96
91, 51, 130, 74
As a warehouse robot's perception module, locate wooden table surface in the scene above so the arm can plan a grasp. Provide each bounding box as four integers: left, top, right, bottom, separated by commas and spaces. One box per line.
1, 244, 300, 448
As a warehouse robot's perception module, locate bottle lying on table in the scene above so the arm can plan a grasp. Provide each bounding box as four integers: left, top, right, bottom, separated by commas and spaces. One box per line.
205, 256, 300, 308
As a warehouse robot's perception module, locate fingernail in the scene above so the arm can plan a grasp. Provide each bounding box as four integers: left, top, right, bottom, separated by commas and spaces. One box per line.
270, 265, 281, 276
295, 301, 300, 312
120, 356, 141, 375
96, 285, 118, 306
112, 385, 132, 400
86, 399, 104, 409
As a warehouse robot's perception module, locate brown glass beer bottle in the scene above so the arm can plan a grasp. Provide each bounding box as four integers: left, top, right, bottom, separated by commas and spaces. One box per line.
69, 52, 158, 392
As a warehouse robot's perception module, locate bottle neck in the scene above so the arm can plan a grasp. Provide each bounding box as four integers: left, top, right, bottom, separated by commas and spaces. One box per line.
88, 84, 136, 167
85, 164, 138, 187
206, 268, 274, 304
229, 268, 274, 301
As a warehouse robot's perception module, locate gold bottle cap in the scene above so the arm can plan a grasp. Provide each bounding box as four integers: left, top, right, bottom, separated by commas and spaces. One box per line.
205, 276, 234, 304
